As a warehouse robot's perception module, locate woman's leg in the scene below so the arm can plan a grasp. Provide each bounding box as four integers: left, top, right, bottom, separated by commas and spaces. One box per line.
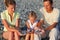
8, 31, 14, 40
3, 32, 9, 40
14, 32, 20, 40
25, 33, 30, 40
30, 33, 34, 40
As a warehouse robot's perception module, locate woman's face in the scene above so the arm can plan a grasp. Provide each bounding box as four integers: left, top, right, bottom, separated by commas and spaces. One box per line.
43, 1, 52, 11
7, 4, 16, 14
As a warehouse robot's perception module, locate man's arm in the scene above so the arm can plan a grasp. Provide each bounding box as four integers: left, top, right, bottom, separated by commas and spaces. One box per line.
45, 22, 57, 31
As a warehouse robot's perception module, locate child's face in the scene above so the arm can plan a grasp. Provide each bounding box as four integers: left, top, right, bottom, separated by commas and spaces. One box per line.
29, 16, 36, 23
6, 4, 16, 14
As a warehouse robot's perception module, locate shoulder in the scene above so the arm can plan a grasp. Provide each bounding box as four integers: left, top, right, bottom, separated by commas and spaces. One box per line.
40, 7, 45, 12
15, 12, 20, 15
1, 10, 7, 16
1, 10, 7, 19
39, 7, 46, 15
53, 8, 59, 13
27, 20, 30, 23
25, 20, 30, 25
14, 12, 20, 19
53, 8, 60, 15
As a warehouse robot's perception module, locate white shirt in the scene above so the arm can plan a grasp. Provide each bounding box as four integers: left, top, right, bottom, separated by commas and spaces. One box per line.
27, 20, 38, 29
40, 7, 59, 27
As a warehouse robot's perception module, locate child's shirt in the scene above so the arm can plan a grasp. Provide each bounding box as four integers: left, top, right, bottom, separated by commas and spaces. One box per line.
27, 20, 44, 34
27, 20, 38, 29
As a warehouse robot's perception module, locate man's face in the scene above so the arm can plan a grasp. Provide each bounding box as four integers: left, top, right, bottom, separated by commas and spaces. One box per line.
7, 4, 16, 14
43, 1, 52, 11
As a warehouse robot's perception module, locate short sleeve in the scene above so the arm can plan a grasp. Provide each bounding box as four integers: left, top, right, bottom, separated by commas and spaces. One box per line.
1, 12, 6, 19
40, 14, 44, 20
53, 12, 59, 23
16, 13, 20, 19
39, 8, 44, 20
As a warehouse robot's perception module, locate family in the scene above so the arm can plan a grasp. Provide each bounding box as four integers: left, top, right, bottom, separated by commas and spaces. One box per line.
1, 0, 60, 40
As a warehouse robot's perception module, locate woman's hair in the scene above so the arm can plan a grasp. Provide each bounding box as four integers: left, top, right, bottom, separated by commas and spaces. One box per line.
28, 11, 37, 18
43, 0, 53, 5
4, 0, 16, 7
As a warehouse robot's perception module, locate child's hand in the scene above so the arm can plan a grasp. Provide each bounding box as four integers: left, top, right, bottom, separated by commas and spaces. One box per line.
34, 27, 39, 30
41, 30, 45, 36
31, 29, 34, 33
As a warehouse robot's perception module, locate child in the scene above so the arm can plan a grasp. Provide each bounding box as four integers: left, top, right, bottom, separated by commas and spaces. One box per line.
1, 0, 22, 40
25, 11, 45, 40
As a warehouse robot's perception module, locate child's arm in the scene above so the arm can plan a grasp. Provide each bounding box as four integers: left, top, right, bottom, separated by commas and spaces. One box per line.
25, 21, 30, 29
37, 20, 44, 29
34, 20, 44, 30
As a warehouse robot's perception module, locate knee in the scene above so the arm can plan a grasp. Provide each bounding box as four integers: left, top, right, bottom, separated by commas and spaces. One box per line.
9, 31, 13, 34
14, 32, 18, 35
3, 31, 13, 39
26, 33, 30, 36
49, 28, 58, 37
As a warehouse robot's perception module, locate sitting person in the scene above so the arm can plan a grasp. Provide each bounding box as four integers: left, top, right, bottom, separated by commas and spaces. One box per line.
39, 0, 60, 40
25, 11, 45, 40
1, 0, 22, 40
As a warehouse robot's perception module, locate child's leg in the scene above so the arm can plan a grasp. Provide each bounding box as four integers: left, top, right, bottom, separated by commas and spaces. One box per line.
8, 32, 14, 40
14, 32, 20, 40
25, 33, 30, 40
30, 33, 34, 40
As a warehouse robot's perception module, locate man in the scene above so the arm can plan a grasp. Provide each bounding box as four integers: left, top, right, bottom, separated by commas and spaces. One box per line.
40, 0, 59, 40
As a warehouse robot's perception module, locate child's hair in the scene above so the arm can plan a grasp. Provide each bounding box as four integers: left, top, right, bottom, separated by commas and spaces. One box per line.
4, 0, 16, 7
28, 11, 37, 18
43, 0, 53, 5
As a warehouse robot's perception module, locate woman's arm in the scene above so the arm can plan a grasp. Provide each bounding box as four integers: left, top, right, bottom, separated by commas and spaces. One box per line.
2, 19, 18, 32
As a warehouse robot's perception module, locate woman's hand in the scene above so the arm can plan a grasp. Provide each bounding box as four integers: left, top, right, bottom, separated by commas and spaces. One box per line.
12, 28, 21, 35
8, 28, 20, 35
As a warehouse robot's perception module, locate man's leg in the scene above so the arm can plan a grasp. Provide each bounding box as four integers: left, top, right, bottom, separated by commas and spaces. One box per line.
34, 33, 40, 40
49, 28, 59, 40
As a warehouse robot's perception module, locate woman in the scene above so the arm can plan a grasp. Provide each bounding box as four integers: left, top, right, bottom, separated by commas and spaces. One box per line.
1, 0, 21, 40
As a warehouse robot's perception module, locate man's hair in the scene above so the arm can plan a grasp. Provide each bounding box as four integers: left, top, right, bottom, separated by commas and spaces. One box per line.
4, 0, 16, 7
28, 11, 37, 18
43, 0, 53, 5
